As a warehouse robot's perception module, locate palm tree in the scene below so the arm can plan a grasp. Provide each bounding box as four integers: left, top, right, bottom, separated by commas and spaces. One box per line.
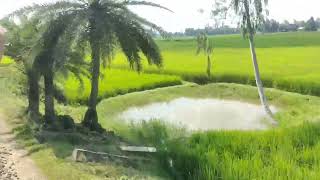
2, 14, 90, 125
37, 14, 75, 124
196, 32, 214, 78
1, 16, 43, 122
10, 0, 169, 131
213, 0, 277, 124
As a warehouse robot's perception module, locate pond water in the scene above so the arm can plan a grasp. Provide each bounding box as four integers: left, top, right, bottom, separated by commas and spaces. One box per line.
118, 98, 277, 131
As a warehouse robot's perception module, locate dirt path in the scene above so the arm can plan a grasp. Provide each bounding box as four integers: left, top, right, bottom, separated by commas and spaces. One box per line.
0, 114, 46, 180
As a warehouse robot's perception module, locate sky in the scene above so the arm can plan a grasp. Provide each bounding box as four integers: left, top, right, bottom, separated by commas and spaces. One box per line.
1, 0, 320, 32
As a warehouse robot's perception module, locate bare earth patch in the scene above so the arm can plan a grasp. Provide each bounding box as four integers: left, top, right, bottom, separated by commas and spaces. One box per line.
119, 98, 277, 131
0, 114, 46, 180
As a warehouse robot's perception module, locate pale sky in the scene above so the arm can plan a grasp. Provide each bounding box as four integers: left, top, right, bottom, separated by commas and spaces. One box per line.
1, 0, 320, 32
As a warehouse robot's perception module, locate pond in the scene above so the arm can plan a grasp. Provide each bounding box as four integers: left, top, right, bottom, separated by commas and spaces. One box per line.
118, 98, 277, 131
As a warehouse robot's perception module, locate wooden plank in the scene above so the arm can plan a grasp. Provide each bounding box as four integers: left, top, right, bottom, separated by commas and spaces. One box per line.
72, 148, 130, 162
72, 148, 152, 163
120, 146, 157, 153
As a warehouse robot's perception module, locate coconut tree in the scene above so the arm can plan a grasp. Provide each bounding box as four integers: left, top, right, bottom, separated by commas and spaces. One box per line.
196, 32, 214, 78
213, 0, 277, 124
9, 0, 170, 131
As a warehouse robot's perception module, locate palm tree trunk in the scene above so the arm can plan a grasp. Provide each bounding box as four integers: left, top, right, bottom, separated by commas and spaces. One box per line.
82, 10, 105, 132
82, 41, 104, 132
44, 68, 55, 124
243, 0, 277, 125
27, 69, 40, 122
207, 55, 211, 78
248, 34, 277, 124
89, 44, 100, 109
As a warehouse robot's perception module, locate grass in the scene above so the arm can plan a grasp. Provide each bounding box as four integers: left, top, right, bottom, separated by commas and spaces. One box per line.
112, 32, 320, 96
61, 68, 182, 104
166, 123, 320, 179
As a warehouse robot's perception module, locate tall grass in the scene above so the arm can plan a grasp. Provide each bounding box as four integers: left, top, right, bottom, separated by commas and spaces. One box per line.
163, 123, 320, 179
126, 121, 320, 180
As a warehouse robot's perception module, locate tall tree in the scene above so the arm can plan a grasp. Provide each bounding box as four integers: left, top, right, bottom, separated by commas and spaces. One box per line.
11, 0, 169, 132
38, 13, 91, 125
305, 17, 317, 31
1, 16, 43, 122
2, 14, 90, 125
213, 0, 277, 124
196, 32, 214, 77
34, 13, 76, 124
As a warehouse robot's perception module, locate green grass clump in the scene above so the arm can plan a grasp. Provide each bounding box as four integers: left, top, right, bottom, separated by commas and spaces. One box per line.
166, 123, 320, 179
62, 69, 182, 104
112, 32, 320, 96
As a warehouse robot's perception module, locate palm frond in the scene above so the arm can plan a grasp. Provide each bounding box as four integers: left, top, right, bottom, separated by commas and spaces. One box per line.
124, 0, 173, 13
129, 21, 162, 67
5, 1, 84, 19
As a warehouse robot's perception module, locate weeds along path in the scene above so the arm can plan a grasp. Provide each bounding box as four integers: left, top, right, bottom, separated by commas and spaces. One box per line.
0, 113, 46, 180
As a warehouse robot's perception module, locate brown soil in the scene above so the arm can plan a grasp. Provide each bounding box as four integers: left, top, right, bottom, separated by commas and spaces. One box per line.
0, 114, 46, 180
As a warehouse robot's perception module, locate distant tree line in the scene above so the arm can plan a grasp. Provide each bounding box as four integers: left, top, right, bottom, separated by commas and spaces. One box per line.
147, 26, 240, 37
260, 17, 320, 33
184, 26, 240, 36
158, 17, 320, 38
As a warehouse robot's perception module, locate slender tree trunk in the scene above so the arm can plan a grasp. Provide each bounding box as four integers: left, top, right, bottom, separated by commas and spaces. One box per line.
243, 0, 277, 125
44, 68, 55, 124
27, 69, 40, 122
248, 34, 277, 125
89, 44, 100, 109
206, 55, 211, 78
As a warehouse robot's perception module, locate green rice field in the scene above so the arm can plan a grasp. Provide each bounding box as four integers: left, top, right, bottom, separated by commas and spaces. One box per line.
112, 32, 320, 96
62, 69, 182, 103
